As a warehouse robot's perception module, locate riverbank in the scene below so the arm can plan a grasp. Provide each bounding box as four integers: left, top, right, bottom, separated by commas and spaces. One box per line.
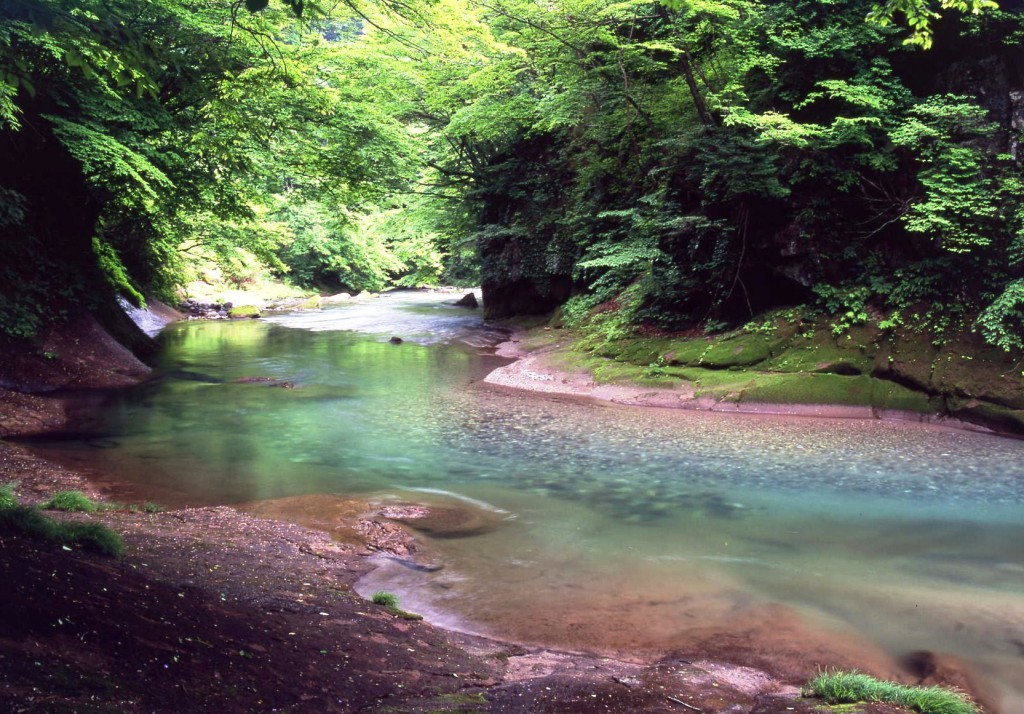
484, 321, 1024, 438
0, 311, 994, 712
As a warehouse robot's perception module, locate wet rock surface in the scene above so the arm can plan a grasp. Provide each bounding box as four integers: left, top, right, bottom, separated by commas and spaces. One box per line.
378, 503, 506, 538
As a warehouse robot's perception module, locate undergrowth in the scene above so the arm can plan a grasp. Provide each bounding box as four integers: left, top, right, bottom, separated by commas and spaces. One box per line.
371, 591, 423, 621
805, 670, 978, 714
42, 490, 98, 513
0, 483, 124, 557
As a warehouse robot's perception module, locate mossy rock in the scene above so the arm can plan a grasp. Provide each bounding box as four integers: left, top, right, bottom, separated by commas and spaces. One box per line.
930, 333, 1024, 409
766, 333, 876, 375
659, 338, 713, 366
682, 367, 757, 401
298, 296, 322, 310
946, 397, 1024, 434
698, 332, 787, 368
736, 373, 933, 412
603, 336, 678, 365
878, 328, 940, 393
590, 359, 656, 385
737, 373, 866, 406
869, 378, 938, 413
227, 305, 261, 319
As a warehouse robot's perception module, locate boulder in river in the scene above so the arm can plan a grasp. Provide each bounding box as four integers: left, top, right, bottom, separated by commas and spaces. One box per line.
453, 292, 478, 308
228, 305, 261, 319
322, 292, 352, 304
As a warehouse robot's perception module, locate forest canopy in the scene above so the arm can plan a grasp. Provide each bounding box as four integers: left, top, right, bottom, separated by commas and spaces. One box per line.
2, 0, 1023, 350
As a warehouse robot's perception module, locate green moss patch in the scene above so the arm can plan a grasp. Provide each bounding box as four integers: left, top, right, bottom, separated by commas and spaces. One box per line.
228, 305, 261, 319
698, 332, 788, 368
766, 335, 876, 375
946, 398, 1024, 433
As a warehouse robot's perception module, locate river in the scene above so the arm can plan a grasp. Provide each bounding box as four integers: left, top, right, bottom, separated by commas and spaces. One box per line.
28, 291, 1024, 710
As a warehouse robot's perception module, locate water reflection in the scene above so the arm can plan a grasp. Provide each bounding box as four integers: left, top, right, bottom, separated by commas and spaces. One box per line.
26, 291, 1024, 711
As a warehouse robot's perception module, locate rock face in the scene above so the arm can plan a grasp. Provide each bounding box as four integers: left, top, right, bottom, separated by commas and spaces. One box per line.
0, 311, 150, 395
453, 292, 479, 308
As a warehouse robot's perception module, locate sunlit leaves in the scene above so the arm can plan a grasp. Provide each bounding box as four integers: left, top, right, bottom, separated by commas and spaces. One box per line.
866, 0, 999, 48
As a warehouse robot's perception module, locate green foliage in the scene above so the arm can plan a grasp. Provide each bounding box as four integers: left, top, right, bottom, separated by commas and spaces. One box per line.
889, 95, 1001, 254
976, 279, 1024, 352
0, 501, 124, 557
0, 482, 18, 510
371, 591, 399, 608
42, 491, 98, 513
0, 0, 1021, 359
813, 285, 871, 335
866, 0, 998, 48
805, 669, 978, 714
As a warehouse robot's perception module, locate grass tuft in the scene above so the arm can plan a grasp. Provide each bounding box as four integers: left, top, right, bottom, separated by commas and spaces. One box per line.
370, 590, 423, 620
142, 501, 165, 513
0, 503, 124, 558
0, 482, 18, 510
805, 670, 979, 714
59, 521, 125, 557
372, 591, 399, 608
42, 491, 98, 513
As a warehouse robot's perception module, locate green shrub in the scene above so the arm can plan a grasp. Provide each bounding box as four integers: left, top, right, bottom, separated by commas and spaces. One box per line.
805, 670, 978, 714
42, 491, 98, 513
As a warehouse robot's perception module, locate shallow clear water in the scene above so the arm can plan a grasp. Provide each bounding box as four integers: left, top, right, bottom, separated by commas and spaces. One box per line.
31, 292, 1024, 710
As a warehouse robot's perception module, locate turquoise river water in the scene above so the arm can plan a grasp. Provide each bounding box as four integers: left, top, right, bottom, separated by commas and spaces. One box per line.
29, 292, 1024, 710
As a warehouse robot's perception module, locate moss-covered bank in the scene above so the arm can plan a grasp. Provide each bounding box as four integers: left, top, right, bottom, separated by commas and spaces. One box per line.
502, 312, 1024, 435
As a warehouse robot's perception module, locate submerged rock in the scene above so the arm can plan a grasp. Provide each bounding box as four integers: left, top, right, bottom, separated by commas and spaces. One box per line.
233, 376, 295, 388
378, 503, 504, 538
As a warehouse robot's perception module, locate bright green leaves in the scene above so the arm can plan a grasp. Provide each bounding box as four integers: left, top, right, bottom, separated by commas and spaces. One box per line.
977, 278, 1024, 351
889, 95, 1001, 254
47, 116, 171, 204
867, 0, 999, 48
